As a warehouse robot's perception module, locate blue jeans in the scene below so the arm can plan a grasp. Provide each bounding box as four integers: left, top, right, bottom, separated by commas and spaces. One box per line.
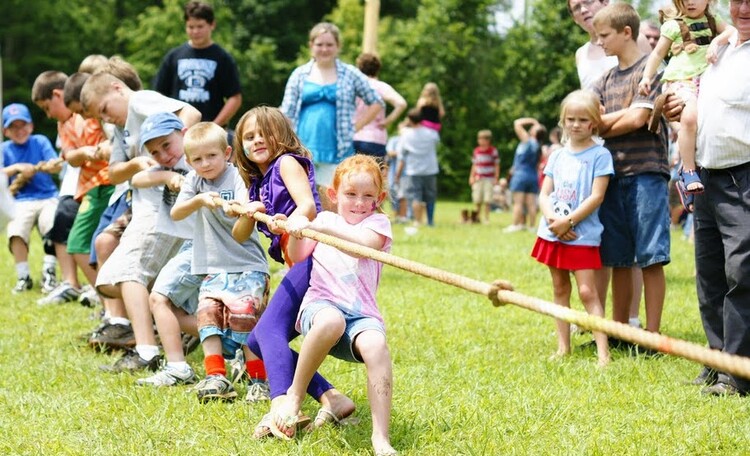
599, 173, 671, 268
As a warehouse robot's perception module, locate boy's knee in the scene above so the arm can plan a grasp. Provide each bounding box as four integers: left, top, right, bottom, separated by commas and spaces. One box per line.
149, 292, 172, 313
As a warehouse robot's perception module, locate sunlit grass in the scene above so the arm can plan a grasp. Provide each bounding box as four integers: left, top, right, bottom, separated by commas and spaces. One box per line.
1, 201, 748, 455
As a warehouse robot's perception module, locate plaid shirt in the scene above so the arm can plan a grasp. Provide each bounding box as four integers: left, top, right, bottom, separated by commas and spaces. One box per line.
281, 59, 383, 162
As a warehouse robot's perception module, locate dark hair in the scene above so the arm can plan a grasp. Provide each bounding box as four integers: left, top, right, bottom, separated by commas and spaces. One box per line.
406, 107, 422, 124
356, 53, 381, 77
535, 125, 548, 145
63, 72, 91, 106
31, 71, 68, 102
184, 1, 214, 23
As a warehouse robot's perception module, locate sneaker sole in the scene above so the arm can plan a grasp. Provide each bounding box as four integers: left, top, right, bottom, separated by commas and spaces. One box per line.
198, 391, 238, 403
88, 338, 136, 351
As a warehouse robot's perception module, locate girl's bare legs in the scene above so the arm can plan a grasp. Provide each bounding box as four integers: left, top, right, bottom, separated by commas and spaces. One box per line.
274, 307, 344, 433
524, 192, 538, 229
511, 191, 525, 226
574, 269, 610, 366
549, 266, 572, 358
354, 330, 396, 456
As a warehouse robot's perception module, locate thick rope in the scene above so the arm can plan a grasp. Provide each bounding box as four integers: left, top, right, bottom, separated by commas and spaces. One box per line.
221, 199, 750, 380
8, 158, 64, 195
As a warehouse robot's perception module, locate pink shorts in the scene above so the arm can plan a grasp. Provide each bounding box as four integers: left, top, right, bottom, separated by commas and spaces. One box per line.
664, 78, 700, 104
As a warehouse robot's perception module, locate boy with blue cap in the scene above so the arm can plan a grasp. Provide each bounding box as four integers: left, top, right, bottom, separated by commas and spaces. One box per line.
1, 103, 61, 293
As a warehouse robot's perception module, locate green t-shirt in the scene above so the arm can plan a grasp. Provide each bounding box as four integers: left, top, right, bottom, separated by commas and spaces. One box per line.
661, 15, 724, 81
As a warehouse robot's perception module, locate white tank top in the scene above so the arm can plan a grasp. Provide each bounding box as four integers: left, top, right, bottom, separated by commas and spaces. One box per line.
576, 42, 618, 90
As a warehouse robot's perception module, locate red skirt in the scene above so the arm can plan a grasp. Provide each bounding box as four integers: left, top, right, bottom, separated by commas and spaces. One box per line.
531, 237, 602, 271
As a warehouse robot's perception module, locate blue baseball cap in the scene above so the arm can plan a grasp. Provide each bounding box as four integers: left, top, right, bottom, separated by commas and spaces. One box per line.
139, 112, 184, 151
3, 103, 33, 128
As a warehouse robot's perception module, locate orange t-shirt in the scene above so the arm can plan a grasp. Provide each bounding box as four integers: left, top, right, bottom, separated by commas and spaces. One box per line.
58, 114, 110, 200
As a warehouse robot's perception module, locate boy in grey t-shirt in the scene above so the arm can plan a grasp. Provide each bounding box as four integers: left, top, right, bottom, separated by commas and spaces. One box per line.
171, 122, 270, 403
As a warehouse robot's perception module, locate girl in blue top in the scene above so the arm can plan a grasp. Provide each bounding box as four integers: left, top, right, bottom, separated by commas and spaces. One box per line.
531, 90, 614, 367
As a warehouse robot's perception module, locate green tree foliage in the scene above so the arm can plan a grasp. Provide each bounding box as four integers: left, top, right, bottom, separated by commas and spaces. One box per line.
1, 0, 593, 199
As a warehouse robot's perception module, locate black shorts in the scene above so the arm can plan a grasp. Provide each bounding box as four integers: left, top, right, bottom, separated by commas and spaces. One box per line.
45, 195, 80, 244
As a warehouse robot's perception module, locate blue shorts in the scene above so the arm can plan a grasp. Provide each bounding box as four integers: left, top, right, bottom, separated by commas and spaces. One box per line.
300, 300, 385, 363
599, 173, 671, 268
89, 191, 130, 265
509, 172, 539, 194
151, 241, 204, 315
353, 140, 387, 158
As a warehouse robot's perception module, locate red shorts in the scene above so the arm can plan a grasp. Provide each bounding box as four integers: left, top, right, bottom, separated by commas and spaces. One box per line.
531, 237, 602, 271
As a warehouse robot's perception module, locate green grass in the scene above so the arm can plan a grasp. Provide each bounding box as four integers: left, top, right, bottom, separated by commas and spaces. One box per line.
1, 201, 749, 455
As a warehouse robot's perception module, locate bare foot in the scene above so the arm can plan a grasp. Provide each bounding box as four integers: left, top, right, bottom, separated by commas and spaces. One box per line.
271, 393, 303, 439
315, 388, 356, 428
373, 437, 398, 456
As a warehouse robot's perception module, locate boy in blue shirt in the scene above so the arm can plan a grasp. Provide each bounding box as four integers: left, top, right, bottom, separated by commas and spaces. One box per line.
1, 103, 61, 293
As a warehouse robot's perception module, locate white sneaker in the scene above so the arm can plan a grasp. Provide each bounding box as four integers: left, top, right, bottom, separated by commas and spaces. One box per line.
79, 286, 102, 308
245, 378, 271, 403
41, 267, 58, 294
136, 364, 197, 387
502, 224, 524, 233
37, 282, 81, 305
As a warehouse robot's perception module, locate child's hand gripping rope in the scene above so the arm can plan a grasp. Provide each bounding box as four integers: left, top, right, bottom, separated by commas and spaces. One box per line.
8, 157, 64, 196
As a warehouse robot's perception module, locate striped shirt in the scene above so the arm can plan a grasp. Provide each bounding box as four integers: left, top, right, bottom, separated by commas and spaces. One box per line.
472, 146, 499, 179
696, 31, 750, 170
281, 59, 384, 162
592, 55, 669, 178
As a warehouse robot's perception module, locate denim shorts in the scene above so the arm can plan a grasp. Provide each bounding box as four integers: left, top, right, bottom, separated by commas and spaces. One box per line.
404, 174, 437, 204
509, 172, 539, 194
151, 241, 204, 315
599, 173, 671, 268
300, 300, 385, 363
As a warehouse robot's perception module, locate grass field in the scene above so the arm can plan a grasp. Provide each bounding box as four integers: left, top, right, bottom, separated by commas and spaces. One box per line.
1, 201, 749, 455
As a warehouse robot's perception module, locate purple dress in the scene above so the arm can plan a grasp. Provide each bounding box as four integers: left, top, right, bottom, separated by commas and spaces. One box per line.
246, 153, 334, 400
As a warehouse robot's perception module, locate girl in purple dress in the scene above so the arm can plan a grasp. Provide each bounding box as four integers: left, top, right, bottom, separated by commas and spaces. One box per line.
231, 106, 355, 438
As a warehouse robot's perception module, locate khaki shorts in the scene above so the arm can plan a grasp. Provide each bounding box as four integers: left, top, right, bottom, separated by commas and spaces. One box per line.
6, 198, 58, 246
95, 212, 183, 297
471, 178, 495, 204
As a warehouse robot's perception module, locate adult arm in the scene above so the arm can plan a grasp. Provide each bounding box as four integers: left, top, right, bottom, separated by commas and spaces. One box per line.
175, 105, 202, 129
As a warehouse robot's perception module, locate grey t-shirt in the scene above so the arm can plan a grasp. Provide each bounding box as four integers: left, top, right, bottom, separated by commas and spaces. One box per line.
154, 156, 194, 240
177, 163, 268, 275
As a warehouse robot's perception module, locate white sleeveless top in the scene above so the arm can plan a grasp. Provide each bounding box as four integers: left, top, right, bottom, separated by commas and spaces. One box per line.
576, 42, 618, 90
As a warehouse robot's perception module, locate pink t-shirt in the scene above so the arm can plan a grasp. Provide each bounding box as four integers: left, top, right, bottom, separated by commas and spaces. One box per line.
353, 78, 400, 145
297, 211, 393, 330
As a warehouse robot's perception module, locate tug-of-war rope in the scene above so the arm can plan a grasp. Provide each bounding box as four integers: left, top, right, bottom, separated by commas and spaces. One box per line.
220, 199, 750, 381
8, 158, 64, 195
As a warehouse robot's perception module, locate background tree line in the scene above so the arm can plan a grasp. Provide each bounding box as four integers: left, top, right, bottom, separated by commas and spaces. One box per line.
0, 0, 657, 199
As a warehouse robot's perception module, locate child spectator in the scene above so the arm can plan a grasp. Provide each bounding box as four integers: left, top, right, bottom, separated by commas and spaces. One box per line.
171, 122, 269, 403
638, 0, 734, 195
416, 82, 445, 131
385, 123, 408, 223
395, 108, 439, 227
273, 155, 397, 456
505, 117, 546, 233
1, 103, 60, 294
32, 70, 114, 305
490, 177, 512, 212
531, 90, 612, 366
130, 112, 201, 387
153, 0, 242, 128
593, 3, 671, 334
469, 129, 500, 224
81, 72, 201, 372
232, 106, 353, 435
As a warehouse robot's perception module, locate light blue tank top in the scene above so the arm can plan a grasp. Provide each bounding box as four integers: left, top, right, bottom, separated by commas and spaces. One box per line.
298, 81, 337, 164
